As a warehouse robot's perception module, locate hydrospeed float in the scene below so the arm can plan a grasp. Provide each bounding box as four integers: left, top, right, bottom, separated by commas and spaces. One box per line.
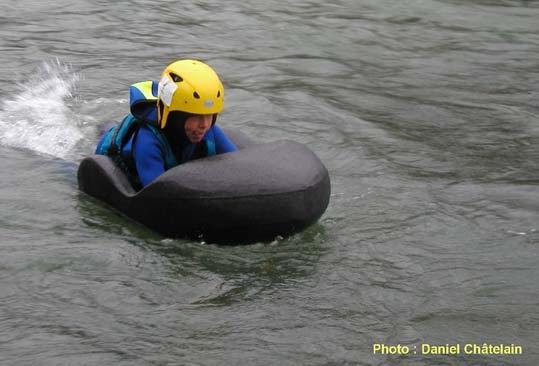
77, 129, 330, 243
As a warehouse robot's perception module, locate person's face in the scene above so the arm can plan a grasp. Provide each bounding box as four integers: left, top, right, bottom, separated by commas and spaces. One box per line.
184, 114, 212, 143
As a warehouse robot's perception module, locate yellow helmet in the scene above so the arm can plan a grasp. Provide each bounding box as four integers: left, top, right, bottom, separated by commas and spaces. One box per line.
157, 59, 224, 129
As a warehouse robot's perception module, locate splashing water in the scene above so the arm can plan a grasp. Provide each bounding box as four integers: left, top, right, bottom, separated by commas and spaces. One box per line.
0, 60, 83, 159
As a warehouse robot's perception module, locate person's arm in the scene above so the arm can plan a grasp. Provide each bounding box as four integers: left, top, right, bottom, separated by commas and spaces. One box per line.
211, 124, 237, 153
132, 127, 167, 187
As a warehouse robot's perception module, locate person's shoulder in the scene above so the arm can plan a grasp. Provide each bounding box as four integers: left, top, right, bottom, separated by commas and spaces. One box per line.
132, 124, 164, 153
210, 124, 226, 135
209, 124, 237, 152
137, 124, 161, 140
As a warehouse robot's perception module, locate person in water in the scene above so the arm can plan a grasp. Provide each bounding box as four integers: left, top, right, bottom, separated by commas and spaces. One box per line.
95, 59, 237, 189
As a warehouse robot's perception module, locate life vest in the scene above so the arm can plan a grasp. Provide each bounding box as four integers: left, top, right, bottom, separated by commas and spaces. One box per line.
96, 80, 216, 187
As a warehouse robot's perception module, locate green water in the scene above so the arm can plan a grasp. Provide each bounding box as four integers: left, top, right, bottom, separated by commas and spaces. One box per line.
0, 1, 538, 365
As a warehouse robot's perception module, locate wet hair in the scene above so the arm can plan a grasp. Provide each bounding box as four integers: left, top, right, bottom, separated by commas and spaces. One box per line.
163, 111, 190, 159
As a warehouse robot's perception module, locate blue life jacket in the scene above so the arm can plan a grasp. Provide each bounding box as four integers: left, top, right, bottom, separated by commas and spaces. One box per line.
96, 81, 216, 187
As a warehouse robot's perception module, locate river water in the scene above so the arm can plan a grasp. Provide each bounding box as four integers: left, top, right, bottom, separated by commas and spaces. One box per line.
0, 1, 538, 365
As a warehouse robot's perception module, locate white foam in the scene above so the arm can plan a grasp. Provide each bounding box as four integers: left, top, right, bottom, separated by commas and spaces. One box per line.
0, 59, 83, 159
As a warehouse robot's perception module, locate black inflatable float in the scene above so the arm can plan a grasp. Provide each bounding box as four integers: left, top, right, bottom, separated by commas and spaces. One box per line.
77, 129, 330, 243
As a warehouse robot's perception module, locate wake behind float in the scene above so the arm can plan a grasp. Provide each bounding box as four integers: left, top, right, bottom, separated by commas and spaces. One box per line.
77, 129, 330, 243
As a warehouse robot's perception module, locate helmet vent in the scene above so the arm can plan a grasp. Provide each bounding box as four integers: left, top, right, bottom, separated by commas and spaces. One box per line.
217, 90, 221, 98
170, 72, 183, 83
193, 91, 200, 99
